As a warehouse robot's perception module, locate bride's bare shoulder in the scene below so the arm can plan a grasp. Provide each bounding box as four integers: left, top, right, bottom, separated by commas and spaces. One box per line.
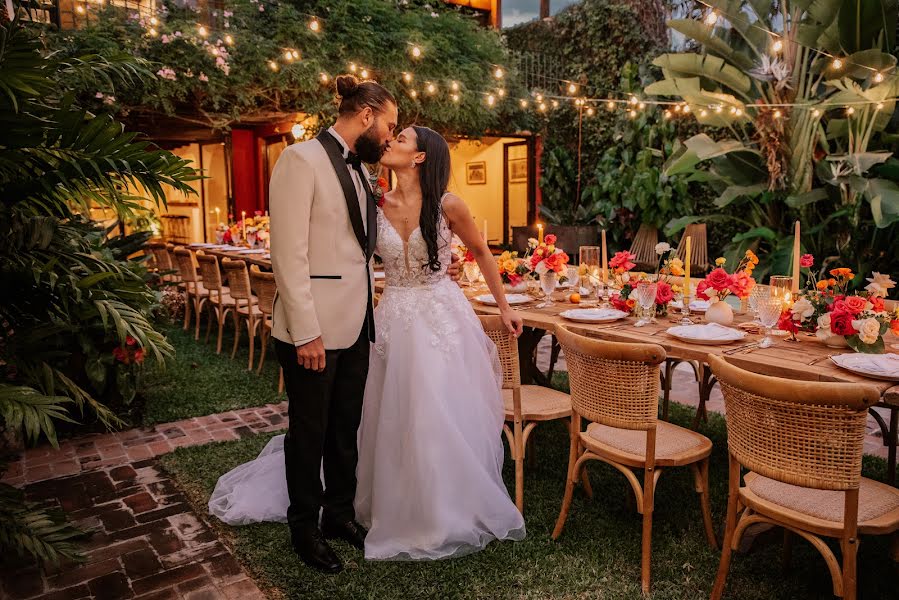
440, 192, 468, 215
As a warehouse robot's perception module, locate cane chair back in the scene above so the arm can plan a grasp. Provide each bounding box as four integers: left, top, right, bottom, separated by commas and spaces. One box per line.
250, 266, 277, 316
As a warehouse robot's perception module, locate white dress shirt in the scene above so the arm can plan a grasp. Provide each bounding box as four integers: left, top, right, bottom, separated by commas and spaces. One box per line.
328, 126, 367, 234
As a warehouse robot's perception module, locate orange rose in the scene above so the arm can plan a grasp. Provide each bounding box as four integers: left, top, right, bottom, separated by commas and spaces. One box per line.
816, 280, 830, 291
626, 298, 636, 309
829, 268, 854, 279
843, 295, 867, 315
891, 320, 899, 336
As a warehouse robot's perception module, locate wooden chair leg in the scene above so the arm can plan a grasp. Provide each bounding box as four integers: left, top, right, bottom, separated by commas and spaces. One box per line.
580, 466, 594, 500
278, 367, 284, 394
216, 307, 225, 354
842, 537, 858, 600
247, 317, 256, 371
781, 529, 794, 572
204, 303, 213, 344
661, 359, 675, 421
693, 459, 717, 548
513, 418, 524, 514
230, 309, 242, 360
711, 455, 741, 600
552, 418, 580, 540
195, 297, 205, 340
182, 292, 192, 331
257, 327, 268, 374
640, 466, 656, 595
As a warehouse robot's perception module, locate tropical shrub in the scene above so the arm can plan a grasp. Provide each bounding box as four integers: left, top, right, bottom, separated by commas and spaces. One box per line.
0, 11, 196, 563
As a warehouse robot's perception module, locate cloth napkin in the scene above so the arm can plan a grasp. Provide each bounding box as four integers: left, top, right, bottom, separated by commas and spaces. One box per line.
672, 323, 744, 341
832, 353, 899, 377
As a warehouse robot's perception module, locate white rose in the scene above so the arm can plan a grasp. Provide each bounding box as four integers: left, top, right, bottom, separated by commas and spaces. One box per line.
815, 313, 832, 340
534, 261, 549, 275
621, 272, 630, 283
655, 242, 671, 255
852, 317, 881, 345
790, 297, 815, 321
527, 237, 538, 249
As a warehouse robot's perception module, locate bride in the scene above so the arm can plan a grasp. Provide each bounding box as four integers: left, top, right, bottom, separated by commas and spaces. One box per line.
210, 125, 526, 560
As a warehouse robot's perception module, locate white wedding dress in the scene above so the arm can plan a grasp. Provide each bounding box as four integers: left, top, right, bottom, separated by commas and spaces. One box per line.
209, 198, 525, 561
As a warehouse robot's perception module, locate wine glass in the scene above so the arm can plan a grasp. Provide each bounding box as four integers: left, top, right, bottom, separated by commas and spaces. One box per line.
756, 296, 783, 349
748, 285, 767, 324
540, 271, 558, 305
463, 262, 480, 288
634, 282, 658, 327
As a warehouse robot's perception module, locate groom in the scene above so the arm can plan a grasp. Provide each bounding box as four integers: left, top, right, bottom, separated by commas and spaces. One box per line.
269, 75, 459, 573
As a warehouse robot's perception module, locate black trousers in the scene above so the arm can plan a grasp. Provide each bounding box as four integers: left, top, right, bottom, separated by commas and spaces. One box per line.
275, 326, 369, 533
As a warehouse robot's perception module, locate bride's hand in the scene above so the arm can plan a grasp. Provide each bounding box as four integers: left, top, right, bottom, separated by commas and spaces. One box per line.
500, 308, 524, 338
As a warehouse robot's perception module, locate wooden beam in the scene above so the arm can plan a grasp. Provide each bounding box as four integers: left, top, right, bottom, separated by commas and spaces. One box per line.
540, 0, 550, 19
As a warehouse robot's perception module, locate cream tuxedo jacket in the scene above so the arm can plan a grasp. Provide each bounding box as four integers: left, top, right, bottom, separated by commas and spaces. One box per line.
269, 132, 377, 350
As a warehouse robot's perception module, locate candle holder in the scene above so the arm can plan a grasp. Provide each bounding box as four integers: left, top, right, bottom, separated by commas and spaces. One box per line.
679, 293, 694, 325
768, 276, 798, 342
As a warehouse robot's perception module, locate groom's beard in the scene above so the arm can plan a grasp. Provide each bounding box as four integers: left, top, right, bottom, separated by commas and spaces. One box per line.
356, 125, 387, 164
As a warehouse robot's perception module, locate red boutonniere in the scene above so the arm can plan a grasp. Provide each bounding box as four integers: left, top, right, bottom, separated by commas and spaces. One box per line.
371, 176, 389, 208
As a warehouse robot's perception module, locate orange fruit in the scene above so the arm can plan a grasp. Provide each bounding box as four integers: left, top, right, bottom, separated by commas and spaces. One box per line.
569, 293, 581, 304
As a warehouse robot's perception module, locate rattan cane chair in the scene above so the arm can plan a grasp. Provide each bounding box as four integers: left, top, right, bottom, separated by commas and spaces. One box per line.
479, 316, 576, 514
552, 326, 716, 595
172, 247, 208, 338
149, 241, 175, 283
165, 243, 182, 284
221, 258, 263, 369
629, 224, 660, 272
195, 253, 235, 354
708, 355, 898, 600
249, 266, 283, 393
675, 223, 709, 273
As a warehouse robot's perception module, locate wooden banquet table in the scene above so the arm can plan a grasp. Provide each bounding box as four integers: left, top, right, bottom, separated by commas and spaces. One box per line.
460, 285, 899, 483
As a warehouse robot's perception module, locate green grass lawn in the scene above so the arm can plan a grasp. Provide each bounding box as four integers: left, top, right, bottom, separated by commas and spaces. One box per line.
160, 390, 898, 600
139, 323, 285, 425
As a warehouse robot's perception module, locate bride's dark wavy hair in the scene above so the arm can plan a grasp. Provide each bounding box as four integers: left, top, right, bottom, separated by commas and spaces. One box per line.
412, 126, 451, 273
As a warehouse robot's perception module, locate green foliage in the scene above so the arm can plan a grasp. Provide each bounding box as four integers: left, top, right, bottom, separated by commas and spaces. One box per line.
652, 0, 899, 280
0, 12, 197, 565
46, 0, 529, 136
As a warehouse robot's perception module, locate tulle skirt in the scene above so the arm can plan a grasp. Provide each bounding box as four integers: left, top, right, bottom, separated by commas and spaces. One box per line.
354, 279, 525, 560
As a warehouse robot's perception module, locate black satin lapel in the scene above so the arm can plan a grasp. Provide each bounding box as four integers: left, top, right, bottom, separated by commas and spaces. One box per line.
317, 131, 366, 253
358, 168, 378, 259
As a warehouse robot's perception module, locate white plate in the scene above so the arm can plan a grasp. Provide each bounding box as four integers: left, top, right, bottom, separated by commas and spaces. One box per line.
830, 353, 899, 381
236, 249, 267, 254
670, 299, 711, 312
666, 324, 747, 345
475, 293, 532, 306
374, 271, 386, 280
560, 308, 629, 324
189, 243, 217, 247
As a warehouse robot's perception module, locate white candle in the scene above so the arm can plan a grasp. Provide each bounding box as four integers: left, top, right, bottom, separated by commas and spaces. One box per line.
791, 220, 800, 294
214, 207, 220, 222
601, 229, 608, 284
241, 211, 246, 241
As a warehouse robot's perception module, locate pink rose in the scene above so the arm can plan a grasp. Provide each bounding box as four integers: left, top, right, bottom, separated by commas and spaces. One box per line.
705, 268, 734, 292
800, 254, 814, 268
544, 234, 557, 245
695, 280, 712, 301
655, 281, 674, 305
842, 295, 867, 315
729, 271, 755, 299
609, 250, 636, 273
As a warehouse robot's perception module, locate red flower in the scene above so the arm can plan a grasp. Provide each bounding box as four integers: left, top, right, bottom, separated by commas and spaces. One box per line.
870, 296, 885, 312
544, 234, 557, 245
377, 177, 389, 192
112, 346, 127, 364
544, 251, 570, 274
611, 295, 632, 313
777, 310, 799, 334
376, 195, 385, 208
829, 309, 857, 336
222, 230, 232, 243
464, 250, 475, 263
799, 254, 814, 268
705, 268, 734, 292
254, 210, 262, 217
729, 271, 755, 299
134, 349, 145, 364
891, 319, 899, 336
125, 335, 137, 346
842, 295, 867, 315
655, 281, 674, 305
609, 251, 636, 273
695, 280, 712, 300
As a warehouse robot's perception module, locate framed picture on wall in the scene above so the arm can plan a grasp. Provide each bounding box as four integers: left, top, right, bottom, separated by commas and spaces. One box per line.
466, 161, 487, 185
508, 158, 527, 183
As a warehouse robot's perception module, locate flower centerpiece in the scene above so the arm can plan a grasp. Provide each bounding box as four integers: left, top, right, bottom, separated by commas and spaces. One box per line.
497, 250, 532, 293
609, 245, 680, 317
215, 222, 229, 244
694, 251, 758, 325
780, 259, 897, 352
526, 234, 570, 279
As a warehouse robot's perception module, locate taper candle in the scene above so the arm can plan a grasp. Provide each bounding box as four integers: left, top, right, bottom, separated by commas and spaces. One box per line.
537, 223, 544, 244
791, 220, 800, 294
241, 210, 246, 241
601, 229, 608, 284
684, 236, 692, 296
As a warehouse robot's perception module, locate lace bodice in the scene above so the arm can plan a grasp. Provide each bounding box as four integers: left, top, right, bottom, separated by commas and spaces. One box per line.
376, 202, 452, 289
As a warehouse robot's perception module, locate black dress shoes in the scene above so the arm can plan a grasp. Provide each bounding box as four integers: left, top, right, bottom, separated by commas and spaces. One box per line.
290, 528, 342, 574
321, 517, 368, 551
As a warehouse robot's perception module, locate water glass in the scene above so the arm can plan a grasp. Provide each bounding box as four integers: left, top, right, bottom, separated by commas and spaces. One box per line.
633, 282, 658, 327
678, 291, 694, 326
540, 271, 558, 305
463, 262, 480, 288
756, 296, 783, 349
748, 285, 767, 323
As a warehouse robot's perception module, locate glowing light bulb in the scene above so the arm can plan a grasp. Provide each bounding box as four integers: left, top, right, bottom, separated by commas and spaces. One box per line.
683, 104, 691, 114
714, 105, 723, 113
638, 102, 646, 110
535, 94, 543, 103
735, 108, 743, 116
224, 34, 234, 45
498, 89, 506, 98
874, 72, 885, 83
773, 109, 782, 119
586, 107, 595, 116
76, 5, 85, 13
148, 27, 158, 37
403, 72, 413, 83
876, 102, 884, 110
567, 83, 577, 94
538, 103, 547, 112
607, 100, 615, 110
487, 94, 496, 106
705, 11, 718, 25
309, 18, 320, 32
846, 106, 855, 115
551, 100, 559, 108
832, 58, 843, 69
411, 45, 422, 58
268, 61, 279, 72
198, 25, 208, 37
520, 99, 528, 108
771, 39, 783, 53
628, 109, 637, 118
291, 123, 305, 139
451, 94, 460, 103
149, 16, 158, 25
700, 109, 708, 117
360, 69, 369, 78
320, 73, 330, 84
494, 67, 504, 79
426, 82, 436, 94
674, 104, 682, 113
812, 108, 820, 117
283, 50, 293, 61
410, 90, 418, 98
349, 63, 357, 72
451, 81, 459, 92
629, 96, 638, 105
664, 110, 672, 119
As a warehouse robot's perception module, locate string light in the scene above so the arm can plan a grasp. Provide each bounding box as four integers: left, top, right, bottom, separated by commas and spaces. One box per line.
497, 89, 506, 98
360, 68, 369, 78
629, 96, 638, 105
349, 62, 357, 72
664, 110, 672, 119
268, 61, 278, 72
538, 102, 547, 112
812, 108, 821, 117
486, 94, 496, 106
149, 16, 158, 26
198, 25, 208, 38
628, 109, 638, 118
535, 93, 544, 103
704, 11, 718, 25
410, 89, 418, 98
148, 27, 158, 37
451, 93, 460, 103
674, 104, 682, 112
411, 45, 422, 59
846, 106, 855, 115
283, 50, 294, 62
494, 67, 504, 79
606, 100, 615, 110
773, 109, 782, 119
682, 104, 691, 114
551, 99, 559, 108
76, 5, 85, 13
520, 99, 529, 108
876, 102, 884, 110
426, 82, 436, 94
699, 109, 708, 117
309, 18, 320, 32
291, 123, 305, 139
586, 107, 595, 116
451, 81, 459, 92
211, 47, 220, 57
320, 73, 330, 84
567, 82, 578, 94
874, 72, 885, 83
831, 58, 843, 69
224, 34, 234, 45
638, 101, 646, 110
402, 72, 413, 83
771, 38, 783, 53
735, 108, 743, 116
714, 104, 722, 113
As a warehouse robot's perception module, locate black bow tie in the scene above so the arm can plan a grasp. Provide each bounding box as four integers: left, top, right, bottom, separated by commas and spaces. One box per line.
345, 152, 362, 168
